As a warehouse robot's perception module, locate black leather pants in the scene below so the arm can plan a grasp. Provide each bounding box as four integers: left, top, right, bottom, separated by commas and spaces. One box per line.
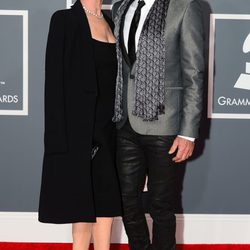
117, 121, 177, 250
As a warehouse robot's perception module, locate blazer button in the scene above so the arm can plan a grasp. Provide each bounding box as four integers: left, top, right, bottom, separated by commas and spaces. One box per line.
130, 74, 135, 79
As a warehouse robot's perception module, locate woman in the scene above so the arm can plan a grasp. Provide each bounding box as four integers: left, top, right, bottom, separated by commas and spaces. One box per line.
38, 0, 122, 249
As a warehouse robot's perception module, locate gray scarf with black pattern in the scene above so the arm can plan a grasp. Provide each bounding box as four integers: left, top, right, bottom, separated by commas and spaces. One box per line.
113, 0, 170, 122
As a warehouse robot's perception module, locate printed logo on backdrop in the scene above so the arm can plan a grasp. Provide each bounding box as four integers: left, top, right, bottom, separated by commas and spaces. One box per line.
208, 14, 250, 119
66, 0, 76, 9
0, 10, 28, 116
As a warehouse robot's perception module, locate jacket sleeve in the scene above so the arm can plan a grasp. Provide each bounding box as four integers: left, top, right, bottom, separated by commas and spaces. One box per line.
44, 11, 68, 154
179, 0, 205, 138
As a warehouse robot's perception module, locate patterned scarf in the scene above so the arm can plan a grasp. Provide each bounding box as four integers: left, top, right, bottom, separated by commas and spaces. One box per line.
113, 0, 170, 122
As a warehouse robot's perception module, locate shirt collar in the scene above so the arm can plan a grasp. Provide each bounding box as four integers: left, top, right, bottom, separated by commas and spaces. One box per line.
133, 0, 155, 11
144, 0, 155, 9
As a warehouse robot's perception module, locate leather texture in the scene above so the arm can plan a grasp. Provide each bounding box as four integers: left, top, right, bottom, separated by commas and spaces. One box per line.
113, 0, 205, 138
117, 121, 177, 250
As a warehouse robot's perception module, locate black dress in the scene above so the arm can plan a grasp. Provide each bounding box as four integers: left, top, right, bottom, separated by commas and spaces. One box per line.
91, 38, 121, 217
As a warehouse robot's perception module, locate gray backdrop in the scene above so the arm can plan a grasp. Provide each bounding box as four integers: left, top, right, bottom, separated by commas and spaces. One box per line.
0, 0, 250, 214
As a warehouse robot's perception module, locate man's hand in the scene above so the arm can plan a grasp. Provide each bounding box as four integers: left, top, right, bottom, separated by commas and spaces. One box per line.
168, 136, 195, 163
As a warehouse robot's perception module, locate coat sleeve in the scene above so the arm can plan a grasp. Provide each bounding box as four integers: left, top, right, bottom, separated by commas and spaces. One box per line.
44, 11, 68, 154
179, 0, 205, 139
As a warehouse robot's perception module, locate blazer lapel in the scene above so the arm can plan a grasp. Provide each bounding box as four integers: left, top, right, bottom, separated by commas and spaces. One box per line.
114, 0, 134, 67
120, 9, 132, 67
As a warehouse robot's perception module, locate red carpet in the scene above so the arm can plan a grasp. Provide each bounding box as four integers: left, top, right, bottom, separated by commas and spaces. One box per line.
0, 243, 250, 250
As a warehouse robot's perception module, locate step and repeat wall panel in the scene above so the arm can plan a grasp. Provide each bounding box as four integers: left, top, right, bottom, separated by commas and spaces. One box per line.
0, 0, 250, 216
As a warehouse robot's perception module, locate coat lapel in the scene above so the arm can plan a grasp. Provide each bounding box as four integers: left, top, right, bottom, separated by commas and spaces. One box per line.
71, 0, 98, 93
72, 0, 92, 39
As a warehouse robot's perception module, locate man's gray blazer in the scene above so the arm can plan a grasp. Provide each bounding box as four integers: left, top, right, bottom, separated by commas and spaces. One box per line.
112, 0, 205, 138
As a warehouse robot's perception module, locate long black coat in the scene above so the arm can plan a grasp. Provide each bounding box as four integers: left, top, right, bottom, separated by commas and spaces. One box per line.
38, 0, 114, 223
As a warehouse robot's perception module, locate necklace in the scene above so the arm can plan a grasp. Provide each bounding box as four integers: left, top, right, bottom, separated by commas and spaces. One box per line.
82, 4, 104, 19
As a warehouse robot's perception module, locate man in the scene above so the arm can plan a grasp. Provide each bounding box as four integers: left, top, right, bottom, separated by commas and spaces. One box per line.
112, 0, 204, 248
